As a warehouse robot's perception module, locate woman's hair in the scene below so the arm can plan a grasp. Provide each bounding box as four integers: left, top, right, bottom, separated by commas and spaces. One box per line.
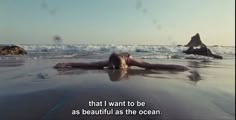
108, 53, 129, 69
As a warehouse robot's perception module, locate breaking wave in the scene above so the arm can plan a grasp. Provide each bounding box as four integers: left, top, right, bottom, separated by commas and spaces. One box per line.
14, 44, 235, 59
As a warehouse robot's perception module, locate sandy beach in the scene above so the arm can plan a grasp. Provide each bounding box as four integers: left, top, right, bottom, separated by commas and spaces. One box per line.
0, 57, 234, 120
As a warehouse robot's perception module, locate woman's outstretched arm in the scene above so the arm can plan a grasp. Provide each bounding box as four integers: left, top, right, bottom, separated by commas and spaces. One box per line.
54, 60, 109, 69
128, 59, 189, 71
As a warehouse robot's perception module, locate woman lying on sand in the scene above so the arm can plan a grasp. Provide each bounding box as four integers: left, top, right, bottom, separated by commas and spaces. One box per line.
54, 52, 189, 71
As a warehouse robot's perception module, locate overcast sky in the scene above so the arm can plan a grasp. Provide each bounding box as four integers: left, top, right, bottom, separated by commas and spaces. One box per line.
0, 0, 235, 45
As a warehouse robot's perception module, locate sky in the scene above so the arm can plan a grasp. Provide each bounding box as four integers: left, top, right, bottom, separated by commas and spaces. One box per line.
0, 0, 235, 45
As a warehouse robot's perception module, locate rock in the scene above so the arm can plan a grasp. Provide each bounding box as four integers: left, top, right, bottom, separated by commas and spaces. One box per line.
170, 55, 182, 59
212, 45, 219, 47
185, 33, 206, 47
0, 45, 27, 55
183, 33, 223, 59
176, 44, 182, 47
183, 46, 223, 59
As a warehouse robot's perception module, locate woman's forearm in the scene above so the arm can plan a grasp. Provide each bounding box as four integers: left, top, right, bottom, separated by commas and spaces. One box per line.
67, 63, 90, 68
129, 59, 189, 71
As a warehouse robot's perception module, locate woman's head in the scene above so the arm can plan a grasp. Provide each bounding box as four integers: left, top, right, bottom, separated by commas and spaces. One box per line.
108, 53, 129, 69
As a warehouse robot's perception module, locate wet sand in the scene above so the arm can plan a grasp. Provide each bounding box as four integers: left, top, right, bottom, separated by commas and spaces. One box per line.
0, 58, 235, 120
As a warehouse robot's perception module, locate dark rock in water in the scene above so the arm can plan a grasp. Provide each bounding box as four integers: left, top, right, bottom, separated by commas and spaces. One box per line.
0, 45, 27, 55
176, 44, 182, 47
183, 46, 223, 59
170, 55, 182, 59
212, 45, 219, 47
135, 48, 149, 52
185, 33, 206, 47
183, 33, 223, 59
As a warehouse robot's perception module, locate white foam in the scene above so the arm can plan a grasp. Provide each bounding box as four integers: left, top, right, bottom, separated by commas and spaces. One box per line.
19, 44, 235, 59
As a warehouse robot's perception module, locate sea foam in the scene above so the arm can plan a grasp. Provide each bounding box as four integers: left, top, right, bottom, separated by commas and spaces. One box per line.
7, 44, 235, 59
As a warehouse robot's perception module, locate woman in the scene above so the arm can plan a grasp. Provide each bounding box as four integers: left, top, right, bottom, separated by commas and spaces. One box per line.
54, 52, 189, 71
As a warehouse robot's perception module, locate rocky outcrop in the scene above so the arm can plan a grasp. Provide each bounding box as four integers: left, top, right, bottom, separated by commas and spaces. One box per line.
0, 45, 27, 55
176, 44, 183, 47
183, 45, 223, 59
185, 33, 206, 47
183, 33, 223, 59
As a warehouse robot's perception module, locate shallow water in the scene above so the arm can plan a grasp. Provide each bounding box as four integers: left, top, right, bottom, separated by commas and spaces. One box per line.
0, 57, 234, 120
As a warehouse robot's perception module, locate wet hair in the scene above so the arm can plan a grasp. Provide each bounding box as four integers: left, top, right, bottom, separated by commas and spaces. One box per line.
108, 53, 129, 69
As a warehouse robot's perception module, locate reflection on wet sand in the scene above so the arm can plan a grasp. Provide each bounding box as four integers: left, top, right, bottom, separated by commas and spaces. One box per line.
188, 60, 211, 68
0, 56, 25, 67
187, 60, 223, 69
56, 68, 202, 84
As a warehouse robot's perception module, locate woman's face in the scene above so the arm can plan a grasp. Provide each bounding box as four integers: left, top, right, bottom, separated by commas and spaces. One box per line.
109, 55, 128, 69
119, 56, 128, 69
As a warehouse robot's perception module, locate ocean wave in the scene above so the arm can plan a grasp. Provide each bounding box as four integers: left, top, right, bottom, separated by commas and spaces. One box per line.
21, 44, 188, 53
19, 44, 234, 59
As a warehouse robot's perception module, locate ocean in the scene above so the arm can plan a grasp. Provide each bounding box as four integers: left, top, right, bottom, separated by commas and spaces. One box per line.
13, 44, 235, 59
